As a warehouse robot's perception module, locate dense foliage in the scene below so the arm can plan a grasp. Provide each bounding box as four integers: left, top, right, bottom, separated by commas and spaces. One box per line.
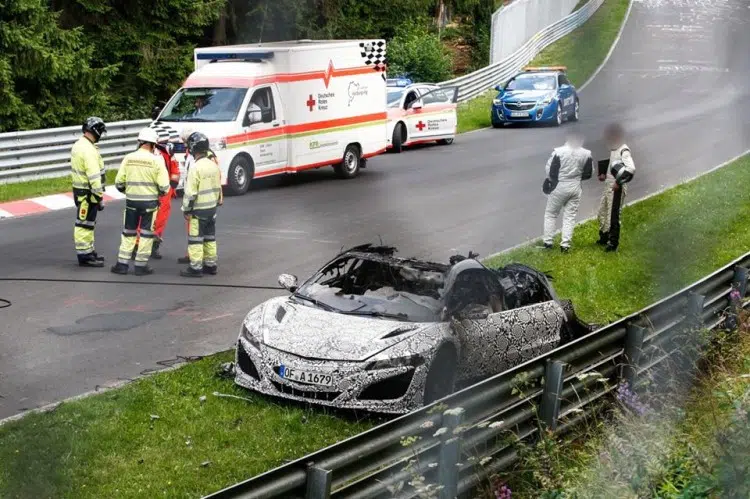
1, 0, 495, 132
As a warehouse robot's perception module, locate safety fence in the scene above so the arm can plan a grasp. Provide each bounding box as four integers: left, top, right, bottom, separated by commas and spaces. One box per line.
203, 252, 750, 499
0, 0, 605, 185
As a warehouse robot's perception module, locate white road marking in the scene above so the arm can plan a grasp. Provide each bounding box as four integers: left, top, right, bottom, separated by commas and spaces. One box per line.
29, 194, 75, 210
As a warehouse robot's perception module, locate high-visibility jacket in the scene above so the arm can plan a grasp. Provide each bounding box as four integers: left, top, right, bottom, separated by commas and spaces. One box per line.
71, 136, 105, 200
183, 157, 222, 214
115, 148, 170, 204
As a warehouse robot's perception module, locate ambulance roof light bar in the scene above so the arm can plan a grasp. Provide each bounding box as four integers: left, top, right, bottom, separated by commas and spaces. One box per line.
522, 65, 567, 72
196, 51, 275, 63
386, 77, 413, 87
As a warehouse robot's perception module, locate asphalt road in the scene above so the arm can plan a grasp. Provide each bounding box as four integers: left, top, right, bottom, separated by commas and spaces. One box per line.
1, 0, 748, 419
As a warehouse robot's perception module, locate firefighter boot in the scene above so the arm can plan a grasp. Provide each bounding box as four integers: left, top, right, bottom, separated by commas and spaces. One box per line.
180, 267, 203, 278
78, 254, 105, 268
203, 265, 218, 275
110, 263, 129, 275
151, 239, 163, 260
91, 252, 105, 263
134, 265, 154, 276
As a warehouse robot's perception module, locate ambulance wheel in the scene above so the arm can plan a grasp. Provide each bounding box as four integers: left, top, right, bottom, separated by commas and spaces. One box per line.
227, 156, 253, 196
391, 123, 406, 153
335, 145, 361, 179
437, 138, 454, 145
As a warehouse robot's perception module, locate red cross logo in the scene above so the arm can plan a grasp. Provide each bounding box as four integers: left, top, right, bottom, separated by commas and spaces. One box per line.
416, 121, 426, 131
322, 60, 335, 88
306, 94, 316, 111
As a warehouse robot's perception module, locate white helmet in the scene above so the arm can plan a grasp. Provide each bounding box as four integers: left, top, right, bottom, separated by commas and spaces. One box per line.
180, 127, 194, 143
137, 127, 159, 144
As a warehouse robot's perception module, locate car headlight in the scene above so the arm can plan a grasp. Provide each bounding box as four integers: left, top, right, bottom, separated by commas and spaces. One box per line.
240, 308, 264, 350
538, 95, 554, 106
366, 354, 424, 371
241, 324, 262, 351
493, 99, 502, 106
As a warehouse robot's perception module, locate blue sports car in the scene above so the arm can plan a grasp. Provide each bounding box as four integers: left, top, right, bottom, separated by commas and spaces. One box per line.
491, 67, 580, 128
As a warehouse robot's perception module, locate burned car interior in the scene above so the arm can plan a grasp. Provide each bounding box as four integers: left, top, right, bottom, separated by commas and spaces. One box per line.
295, 244, 561, 322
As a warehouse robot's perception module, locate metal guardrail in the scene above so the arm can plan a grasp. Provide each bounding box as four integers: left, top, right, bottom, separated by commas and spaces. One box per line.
204, 252, 750, 499
0, 0, 604, 185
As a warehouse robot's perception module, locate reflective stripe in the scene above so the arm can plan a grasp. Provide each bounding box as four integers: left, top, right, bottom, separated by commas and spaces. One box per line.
127, 181, 160, 187
126, 194, 159, 201
197, 188, 221, 195
75, 221, 96, 229
139, 233, 155, 239
203, 235, 216, 241
88, 173, 101, 181
122, 229, 137, 236
118, 258, 130, 265
193, 201, 218, 209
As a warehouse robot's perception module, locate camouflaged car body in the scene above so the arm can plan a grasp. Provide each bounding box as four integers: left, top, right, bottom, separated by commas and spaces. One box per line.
234, 246, 576, 414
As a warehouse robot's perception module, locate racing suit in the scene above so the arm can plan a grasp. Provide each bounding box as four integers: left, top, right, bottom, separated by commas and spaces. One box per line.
597, 144, 636, 250
542, 143, 593, 249
113, 148, 170, 273
70, 136, 106, 264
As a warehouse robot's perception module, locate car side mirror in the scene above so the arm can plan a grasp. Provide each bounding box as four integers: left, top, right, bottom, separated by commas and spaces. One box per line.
244, 104, 263, 127
278, 274, 298, 292
494, 85, 504, 93
410, 99, 423, 110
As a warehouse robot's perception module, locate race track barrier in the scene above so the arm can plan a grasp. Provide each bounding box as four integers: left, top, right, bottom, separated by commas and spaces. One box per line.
204, 251, 750, 498
0, 0, 605, 185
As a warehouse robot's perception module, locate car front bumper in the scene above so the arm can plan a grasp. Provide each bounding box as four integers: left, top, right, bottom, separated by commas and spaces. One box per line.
234, 337, 429, 414
491, 102, 557, 124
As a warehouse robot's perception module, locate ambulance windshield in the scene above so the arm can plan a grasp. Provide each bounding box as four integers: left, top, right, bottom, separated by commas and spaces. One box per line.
160, 88, 248, 122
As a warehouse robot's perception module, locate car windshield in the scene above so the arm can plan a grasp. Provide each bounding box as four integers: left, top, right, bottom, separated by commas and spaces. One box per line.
505, 74, 557, 91
293, 255, 447, 323
387, 88, 405, 106
159, 87, 247, 122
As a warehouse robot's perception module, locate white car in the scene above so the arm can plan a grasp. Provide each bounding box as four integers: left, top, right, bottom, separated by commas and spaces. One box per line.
234, 245, 594, 414
386, 79, 459, 153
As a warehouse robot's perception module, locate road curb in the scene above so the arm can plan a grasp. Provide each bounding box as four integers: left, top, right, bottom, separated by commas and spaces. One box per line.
0, 186, 125, 220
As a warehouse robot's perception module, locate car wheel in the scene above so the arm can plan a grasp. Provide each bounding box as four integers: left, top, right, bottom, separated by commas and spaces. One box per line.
391, 123, 406, 153
334, 144, 361, 179
554, 102, 563, 126
227, 156, 253, 196
437, 138, 454, 145
492, 123, 503, 129
571, 99, 580, 122
423, 346, 457, 404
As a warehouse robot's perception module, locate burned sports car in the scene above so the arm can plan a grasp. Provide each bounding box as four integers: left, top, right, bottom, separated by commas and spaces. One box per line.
234, 244, 592, 414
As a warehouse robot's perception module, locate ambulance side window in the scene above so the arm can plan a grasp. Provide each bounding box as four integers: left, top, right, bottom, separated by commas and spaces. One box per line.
249, 87, 276, 123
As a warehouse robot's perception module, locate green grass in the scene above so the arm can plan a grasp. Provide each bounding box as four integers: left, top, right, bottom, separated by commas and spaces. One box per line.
456, 0, 631, 133
0, 171, 118, 204
0, 352, 375, 498
487, 155, 750, 324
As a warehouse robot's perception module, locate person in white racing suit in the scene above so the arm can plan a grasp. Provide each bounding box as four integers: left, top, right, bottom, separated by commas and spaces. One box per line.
541, 130, 593, 252
596, 123, 636, 252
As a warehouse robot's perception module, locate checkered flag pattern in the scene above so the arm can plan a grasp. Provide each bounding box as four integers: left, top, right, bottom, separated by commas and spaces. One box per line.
149, 121, 181, 142
359, 40, 387, 74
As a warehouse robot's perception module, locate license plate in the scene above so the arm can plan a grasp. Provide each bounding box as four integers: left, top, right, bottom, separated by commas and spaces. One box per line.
279, 365, 334, 386
511, 111, 528, 118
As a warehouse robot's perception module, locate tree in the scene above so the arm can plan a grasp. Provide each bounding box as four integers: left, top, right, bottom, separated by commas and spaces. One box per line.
0, 0, 113, 132
386, 20, 453, 83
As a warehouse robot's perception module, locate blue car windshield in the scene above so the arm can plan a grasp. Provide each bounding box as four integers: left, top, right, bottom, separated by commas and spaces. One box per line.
505, 74, 557, 91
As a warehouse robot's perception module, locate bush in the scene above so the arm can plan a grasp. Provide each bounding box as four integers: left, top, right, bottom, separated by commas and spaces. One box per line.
387, 20, 454, 83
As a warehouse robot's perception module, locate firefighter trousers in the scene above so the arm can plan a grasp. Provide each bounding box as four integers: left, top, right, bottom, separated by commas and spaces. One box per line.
597, 184, 626, 248
187, 212, 217, 271
73, 189, 99, 259
118, 202, 159, 268
543, 182, 582, 248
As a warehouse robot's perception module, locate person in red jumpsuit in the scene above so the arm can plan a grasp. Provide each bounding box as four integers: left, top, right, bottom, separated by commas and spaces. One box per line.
132, 136, 180, 260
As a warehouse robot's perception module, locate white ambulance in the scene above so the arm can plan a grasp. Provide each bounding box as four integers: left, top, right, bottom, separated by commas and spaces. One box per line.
149, 40, 388, 195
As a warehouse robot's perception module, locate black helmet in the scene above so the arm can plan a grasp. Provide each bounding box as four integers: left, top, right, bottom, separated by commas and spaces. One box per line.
82, 117, 107, 142
186, 132, 209, 155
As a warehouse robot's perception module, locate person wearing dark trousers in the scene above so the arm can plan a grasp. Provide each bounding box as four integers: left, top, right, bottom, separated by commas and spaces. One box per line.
596, 123, 636, 252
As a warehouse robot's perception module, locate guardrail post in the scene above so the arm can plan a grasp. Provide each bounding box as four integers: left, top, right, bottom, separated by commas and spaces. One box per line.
733, 266, 748, 297
622, 325, 646, 387
437, 407, 464, 499
540, 360, 565, 431
686, 292, 705, 328
305, 465, 332, 499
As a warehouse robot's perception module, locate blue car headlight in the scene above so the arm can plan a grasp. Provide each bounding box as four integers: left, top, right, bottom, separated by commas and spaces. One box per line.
538, 95, 554, 106
493, 98, 503, 106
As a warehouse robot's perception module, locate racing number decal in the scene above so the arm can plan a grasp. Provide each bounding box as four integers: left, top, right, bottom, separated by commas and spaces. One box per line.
563, 96, 575, 107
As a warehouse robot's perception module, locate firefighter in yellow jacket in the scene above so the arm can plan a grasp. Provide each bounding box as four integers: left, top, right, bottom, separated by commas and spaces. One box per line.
180, 132, 222, 278
71, 117, 107, 267
110, 128, 170, 276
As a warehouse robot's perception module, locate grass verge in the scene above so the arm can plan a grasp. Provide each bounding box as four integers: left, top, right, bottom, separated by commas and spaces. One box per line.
456, 0, 631, 133
0, 171, 118, 204
1, 147, 747, 497
0, 352, 376, 498
487, 154, 750, 324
